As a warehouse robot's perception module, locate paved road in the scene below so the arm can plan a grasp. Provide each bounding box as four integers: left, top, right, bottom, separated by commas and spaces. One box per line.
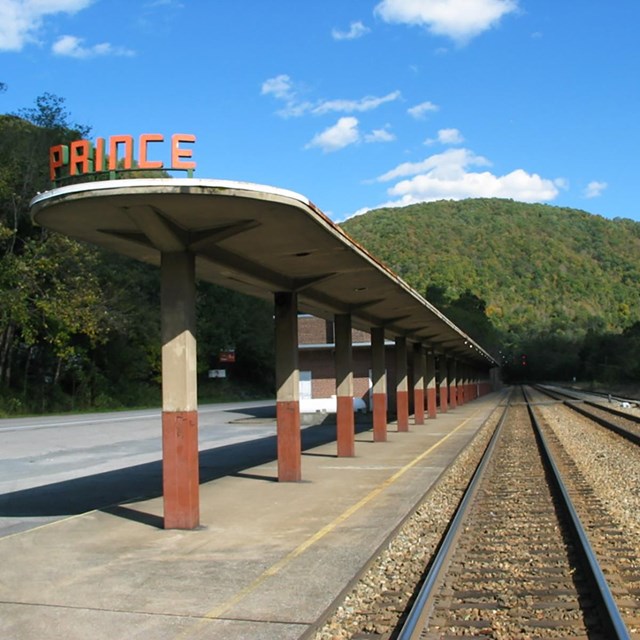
0, 401, 278, 537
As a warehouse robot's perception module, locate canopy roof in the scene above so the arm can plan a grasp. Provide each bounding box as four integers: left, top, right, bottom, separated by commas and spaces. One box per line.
31, 178, 496, 366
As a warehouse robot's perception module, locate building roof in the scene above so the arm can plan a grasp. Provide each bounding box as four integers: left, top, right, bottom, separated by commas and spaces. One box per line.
31, 178, 497, 366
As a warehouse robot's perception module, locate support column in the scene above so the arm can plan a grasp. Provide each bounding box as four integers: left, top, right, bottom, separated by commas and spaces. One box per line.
275, 292, 301, 482
396, 337, 409, 431
426, 349, 437, 419
161, 251, 199, 530
449, 358, 458, 409
438, 355, 448, 413
371, 326, 387, 442
413, 343, 425, 425
335, 313, 355, 457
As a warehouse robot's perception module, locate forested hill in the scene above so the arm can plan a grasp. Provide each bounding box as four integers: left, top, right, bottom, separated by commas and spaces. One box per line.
342, 198, 640, 342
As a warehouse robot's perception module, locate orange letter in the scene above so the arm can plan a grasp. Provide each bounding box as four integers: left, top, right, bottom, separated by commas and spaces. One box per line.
171, 133, 196, 170
139, 133, 164, 169
108, 135, 134, 170
69, 140, 94, 175
94, 137, 106, 172
49, 144, 69, 180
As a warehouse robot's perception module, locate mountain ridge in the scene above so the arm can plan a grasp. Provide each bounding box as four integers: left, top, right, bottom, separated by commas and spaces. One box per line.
341, 198, 640, 343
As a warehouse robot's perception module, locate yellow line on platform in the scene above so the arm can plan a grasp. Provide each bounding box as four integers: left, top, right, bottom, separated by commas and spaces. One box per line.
181, 409, 482, 635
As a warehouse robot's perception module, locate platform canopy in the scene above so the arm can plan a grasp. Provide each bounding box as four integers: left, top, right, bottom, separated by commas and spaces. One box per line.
30, 178, 496, 366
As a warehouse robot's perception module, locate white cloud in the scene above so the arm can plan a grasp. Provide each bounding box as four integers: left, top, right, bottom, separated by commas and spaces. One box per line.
52, 34, 134, 58
364, 126, 396, 143
408, 100, 439, 119
311, 91, 401, 115
332, 20, 370, 41
262, 75, 401, 118
306, 117, 361, 153
261, 74, 295, 100
375, 0, 518, 45
0, 0, 94, 51
306, 118, 396, 152
377, 148, 490, 182
584, 181, 608, 198
426, 127, 464, 145
373, 147, 559, 205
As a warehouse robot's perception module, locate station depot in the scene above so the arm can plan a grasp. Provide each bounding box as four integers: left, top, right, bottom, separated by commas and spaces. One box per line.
31, 133, 499, 530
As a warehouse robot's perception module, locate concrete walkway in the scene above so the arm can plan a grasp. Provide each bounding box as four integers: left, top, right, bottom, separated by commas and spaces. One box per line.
0, 392, 505, 640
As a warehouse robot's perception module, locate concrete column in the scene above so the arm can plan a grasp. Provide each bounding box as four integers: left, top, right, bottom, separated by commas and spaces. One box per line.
458, 362, 466, 405
335, 313, 355, 457
161, 251, 199, 530
275, 292, 301, 482
395, 337, 409, 431
371, 326, 387, 442
426, 349, 437, 419
469, 367, 475, 400
438, 355, 448, 413
413, 343, 425, 425
490, 367, 500, 392
449, 358, 458, 409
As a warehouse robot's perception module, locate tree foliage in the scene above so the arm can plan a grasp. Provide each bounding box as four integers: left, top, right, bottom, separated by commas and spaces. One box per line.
343, 199, 640, 385
0, 94, 274, 414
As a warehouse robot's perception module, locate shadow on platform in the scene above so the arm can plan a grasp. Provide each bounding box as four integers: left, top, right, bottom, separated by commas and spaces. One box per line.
0, 418, 375, 528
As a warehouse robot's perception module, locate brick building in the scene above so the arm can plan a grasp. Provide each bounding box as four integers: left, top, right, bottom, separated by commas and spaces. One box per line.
298, 314, 398, 412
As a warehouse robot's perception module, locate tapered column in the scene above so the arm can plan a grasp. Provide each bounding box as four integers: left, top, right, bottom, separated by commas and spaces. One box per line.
335, 313, 355, 457
413, 343, 425, 425
463, 365, 470, 402
438, 355, 448, 413
426, 349, 437, 419
395, 337, 409, 431
371, 326, 387, 442
449, 358, 458, 409
275, 292, 301, 481
161, 251, 199, 530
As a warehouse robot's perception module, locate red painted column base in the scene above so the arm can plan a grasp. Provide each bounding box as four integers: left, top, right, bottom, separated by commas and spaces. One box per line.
449, 386, 457, 409
427, 388, 437, 419
277, 400, 301, 481
162, 410, 200, 530
372, 393, 387, 442
413, 390, 425, 425
337, 395, 355, 457
397, 390, 409, 432
440, 389, 448, 413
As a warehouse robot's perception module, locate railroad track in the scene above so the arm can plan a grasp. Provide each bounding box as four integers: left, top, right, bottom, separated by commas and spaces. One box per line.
535, 384, 640, 445
396, 386, 638, 640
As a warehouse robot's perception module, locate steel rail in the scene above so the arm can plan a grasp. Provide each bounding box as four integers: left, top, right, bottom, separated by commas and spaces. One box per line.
396, 386, 631, 640
395, 393, 512, 640
534, 385, 640, 446
524, 387, 631, 640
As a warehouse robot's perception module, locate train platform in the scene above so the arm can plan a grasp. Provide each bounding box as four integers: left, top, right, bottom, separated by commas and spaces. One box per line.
0, 391, 505, 640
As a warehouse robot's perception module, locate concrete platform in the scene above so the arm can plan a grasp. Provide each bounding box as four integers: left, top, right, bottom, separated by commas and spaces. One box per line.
0, 392, 505, 640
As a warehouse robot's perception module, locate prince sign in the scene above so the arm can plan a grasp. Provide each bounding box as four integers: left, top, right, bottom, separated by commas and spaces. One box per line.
49, 133, 196, 182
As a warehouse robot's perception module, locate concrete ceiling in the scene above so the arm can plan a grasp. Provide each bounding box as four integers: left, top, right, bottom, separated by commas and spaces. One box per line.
30, 179, 497, 366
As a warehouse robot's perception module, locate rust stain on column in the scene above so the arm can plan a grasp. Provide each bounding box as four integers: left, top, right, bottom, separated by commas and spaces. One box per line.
162, 411, 199, 530
277, 401, 301, 481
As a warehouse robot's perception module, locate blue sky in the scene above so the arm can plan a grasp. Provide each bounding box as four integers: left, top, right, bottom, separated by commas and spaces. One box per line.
1, 0, 639, 222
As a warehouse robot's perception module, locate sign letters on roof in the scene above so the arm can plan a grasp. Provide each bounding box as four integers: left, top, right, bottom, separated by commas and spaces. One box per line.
49, 133, 196, 182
